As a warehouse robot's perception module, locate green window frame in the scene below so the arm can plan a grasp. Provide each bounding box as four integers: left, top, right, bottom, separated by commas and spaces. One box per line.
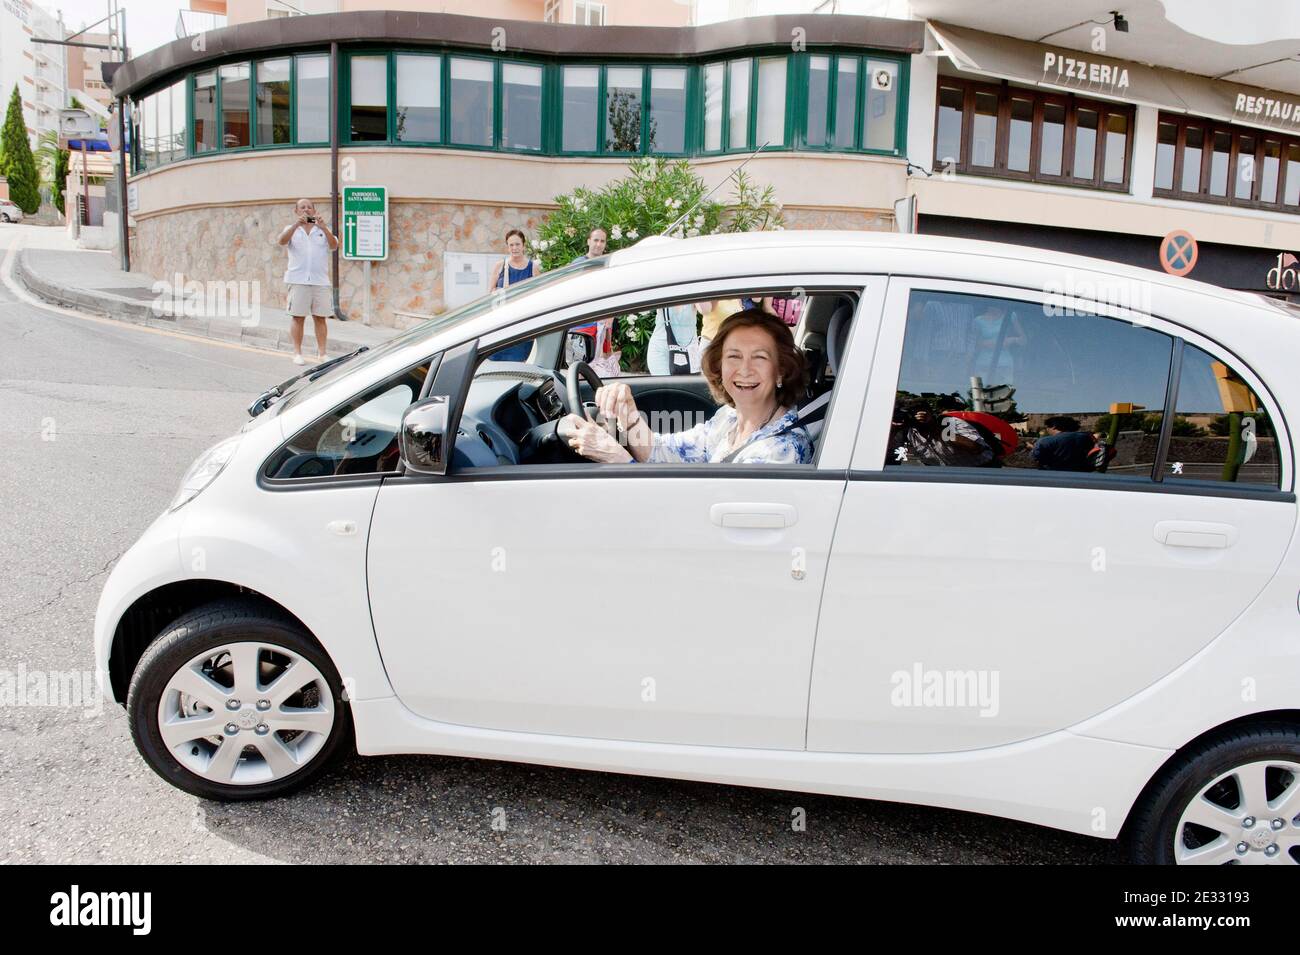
702, 53, 793, 155
797, 51, 905, 155
393, 51, 442, 145
558, 62, 691, 157
218, 62, 253, 151
294, 53, 330, 145
254, 56, 293, 149
129, 44, 907, 175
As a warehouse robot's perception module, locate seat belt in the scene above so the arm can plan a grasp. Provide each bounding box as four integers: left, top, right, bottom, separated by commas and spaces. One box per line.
717, 394, 828, 464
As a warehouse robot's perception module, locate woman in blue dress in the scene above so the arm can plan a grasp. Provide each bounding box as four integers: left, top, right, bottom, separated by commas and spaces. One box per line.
560, 308, 812, 465
488, 228, 542, 362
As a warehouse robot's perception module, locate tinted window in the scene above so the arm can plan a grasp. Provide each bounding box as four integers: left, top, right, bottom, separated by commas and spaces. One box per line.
650, 67, 687, 153
220, 64, 251, 148
1167, 344, 1279, 487
395, 54, 440, 143
266, 362, 432, 479
887, 290, 1173, 477
295, 55, 330, 143
562, 66, 599, 152
502, 63, 542, 151
350, 55, 387, 142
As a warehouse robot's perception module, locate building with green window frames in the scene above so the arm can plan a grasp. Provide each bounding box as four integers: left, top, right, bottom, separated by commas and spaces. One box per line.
110, 10, 922, 327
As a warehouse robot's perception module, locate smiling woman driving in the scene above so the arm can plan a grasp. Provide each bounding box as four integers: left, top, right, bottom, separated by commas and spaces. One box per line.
559, 308, 813, 464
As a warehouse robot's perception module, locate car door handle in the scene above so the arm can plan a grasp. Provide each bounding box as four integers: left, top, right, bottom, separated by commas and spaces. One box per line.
1153, 520, 1237, 549
710, 503, 797, 529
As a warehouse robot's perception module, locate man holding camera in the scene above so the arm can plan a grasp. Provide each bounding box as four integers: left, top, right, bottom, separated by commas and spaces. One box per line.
277, 198, 339, 365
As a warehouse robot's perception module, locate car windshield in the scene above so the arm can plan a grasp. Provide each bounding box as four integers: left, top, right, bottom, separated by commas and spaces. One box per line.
273, 256, 607, 413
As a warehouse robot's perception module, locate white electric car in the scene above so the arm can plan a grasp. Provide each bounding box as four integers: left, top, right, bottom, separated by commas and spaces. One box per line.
95, 232, 1300, 864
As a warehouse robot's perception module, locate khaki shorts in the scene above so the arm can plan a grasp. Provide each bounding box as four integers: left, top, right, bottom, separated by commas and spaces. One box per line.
287, 284, 333, 318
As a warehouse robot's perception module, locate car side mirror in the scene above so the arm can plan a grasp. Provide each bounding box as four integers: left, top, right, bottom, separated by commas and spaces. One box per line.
399, 396, 450, 475
565, 330, 595, 365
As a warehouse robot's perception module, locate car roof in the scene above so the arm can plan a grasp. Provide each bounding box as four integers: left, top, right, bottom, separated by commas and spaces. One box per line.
610, 230, 1266, 312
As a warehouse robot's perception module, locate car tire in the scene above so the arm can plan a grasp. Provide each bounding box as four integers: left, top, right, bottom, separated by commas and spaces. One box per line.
0, 214, 11, 223
126, 598, 352, 801
1128, 722, 1300, 864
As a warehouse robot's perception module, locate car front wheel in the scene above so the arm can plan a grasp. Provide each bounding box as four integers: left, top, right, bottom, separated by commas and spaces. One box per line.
1129, 724, 1300, 864
126, 599, 351, 801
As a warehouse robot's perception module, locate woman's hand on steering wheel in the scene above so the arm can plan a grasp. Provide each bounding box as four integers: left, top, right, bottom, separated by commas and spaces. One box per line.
594, 382, 640, 432
559, 413, 633, 463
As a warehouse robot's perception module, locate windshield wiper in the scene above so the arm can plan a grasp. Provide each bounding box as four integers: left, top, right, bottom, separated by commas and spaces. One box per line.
248, 346, 370, 417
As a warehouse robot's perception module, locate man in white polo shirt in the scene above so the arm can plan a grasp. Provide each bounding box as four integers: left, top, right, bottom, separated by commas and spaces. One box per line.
277, 198, 340, 365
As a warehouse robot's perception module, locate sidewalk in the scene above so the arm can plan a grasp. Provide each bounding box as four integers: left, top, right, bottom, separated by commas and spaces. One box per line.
12, 245, 401, 358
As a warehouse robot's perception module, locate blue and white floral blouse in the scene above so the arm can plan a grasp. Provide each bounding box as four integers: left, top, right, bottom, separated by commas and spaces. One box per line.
648, 406, 813, 464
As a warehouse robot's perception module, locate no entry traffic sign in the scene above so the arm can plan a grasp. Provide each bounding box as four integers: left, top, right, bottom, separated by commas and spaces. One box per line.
1160, 230, 1198, 276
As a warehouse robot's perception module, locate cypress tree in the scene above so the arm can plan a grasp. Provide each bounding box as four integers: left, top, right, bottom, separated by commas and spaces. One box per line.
1, 85, 41, 215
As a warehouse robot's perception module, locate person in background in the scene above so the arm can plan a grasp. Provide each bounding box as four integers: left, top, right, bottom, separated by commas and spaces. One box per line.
888, 397, 993, 467
489, 228, 543, 362
277, 198, 339, 366
570, 227, 608, 264
646, 302, 701, 376
697, 298, 744, 351
762, 293, 805, 328
570, 227, 613, 355
1029, 416, 1096, 472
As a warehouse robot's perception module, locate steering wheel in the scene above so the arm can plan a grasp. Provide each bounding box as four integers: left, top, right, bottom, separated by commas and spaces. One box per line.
566, 361, 604, 421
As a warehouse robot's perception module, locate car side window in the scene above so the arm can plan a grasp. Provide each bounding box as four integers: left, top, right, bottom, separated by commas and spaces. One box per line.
264, 361, 432, 480
886, 289, 1173, 476
1166, 344, 1280, 488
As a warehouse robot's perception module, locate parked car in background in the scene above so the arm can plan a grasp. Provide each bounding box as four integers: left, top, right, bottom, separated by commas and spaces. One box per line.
0, 200, 23, 223
95, 232, 1300, 865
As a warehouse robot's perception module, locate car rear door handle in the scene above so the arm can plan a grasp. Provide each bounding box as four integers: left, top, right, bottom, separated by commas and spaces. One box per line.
1154, 520, 1237, 549
710, 503, 797, 529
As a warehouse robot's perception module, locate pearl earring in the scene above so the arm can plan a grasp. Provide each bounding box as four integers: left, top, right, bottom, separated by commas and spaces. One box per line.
777, 378, 783, 387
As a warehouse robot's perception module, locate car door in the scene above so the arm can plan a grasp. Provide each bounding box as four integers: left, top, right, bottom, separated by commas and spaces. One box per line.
808, 277, 1296, 754
366, 276, 883, 750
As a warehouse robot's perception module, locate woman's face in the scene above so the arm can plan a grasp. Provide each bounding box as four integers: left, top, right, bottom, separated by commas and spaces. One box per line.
506, 235, 525, 257
720, 325, 779, 411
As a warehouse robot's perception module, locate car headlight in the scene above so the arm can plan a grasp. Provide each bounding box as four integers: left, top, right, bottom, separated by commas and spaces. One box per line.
169, 436, 241, 511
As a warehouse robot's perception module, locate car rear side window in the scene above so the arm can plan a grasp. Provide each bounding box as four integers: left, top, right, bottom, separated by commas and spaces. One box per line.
887, 290, 1173, 478
1166, 344, 1280, 488
264, 362, 432, 480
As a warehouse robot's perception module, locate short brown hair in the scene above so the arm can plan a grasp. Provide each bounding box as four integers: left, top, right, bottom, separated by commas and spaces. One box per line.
701, 307, 806, 407
504, 228, 526, 245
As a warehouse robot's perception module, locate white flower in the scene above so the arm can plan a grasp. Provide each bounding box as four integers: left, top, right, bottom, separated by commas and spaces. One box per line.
574, 201, 586, 213
564, 226, 576, 237
693, 214, 704, 227
611, 225, 623, 240
665, 198, 674, 209
686, 227, 699, 237
627, 229, 639, 240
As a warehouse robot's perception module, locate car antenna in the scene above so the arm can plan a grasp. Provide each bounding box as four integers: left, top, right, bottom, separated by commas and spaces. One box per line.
661, 140, 771, 238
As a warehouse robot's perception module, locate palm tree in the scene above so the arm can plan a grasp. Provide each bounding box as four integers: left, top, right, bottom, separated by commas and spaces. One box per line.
34, 129, 69, 217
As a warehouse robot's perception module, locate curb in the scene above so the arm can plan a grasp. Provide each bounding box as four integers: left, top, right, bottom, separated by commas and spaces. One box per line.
12, 250, 386, 358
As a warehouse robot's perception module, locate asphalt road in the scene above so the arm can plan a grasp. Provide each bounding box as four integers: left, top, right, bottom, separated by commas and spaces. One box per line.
0, 227, 1121, 864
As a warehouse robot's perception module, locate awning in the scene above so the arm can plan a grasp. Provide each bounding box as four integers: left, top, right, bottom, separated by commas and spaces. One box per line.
929, 21, 1300, 137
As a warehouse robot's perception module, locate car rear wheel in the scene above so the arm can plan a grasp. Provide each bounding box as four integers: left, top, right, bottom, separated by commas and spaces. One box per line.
126, 599, 351, 801
1129, 724, 1300, 864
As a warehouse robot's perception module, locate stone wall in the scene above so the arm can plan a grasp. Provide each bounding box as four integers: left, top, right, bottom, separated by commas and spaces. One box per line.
131, 200, 893, 328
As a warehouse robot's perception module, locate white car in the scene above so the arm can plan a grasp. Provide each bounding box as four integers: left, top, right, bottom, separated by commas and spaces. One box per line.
95, 232, 1300, 865
0, 199, 22, 223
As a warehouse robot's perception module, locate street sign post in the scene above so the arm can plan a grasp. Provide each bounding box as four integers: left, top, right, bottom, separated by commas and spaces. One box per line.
341, 186, 387, 325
